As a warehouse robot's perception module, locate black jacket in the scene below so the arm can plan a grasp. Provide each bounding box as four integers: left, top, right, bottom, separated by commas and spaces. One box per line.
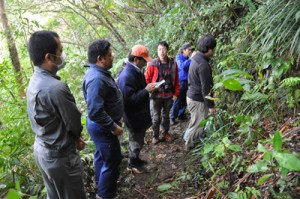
187, 52, 214, 108
118, 62, 152, 131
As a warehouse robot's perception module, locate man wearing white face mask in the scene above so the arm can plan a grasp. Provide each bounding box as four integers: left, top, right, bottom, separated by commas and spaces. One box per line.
26, 30, 86, 199
51, 51, 67, 70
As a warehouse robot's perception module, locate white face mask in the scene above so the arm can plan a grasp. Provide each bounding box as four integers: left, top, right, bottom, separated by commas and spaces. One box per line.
52, 52, 67, 70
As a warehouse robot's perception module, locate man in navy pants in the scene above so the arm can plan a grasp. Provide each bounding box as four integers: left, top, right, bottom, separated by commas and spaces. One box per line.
82, 39, 124, 199
118, 45, 157, 173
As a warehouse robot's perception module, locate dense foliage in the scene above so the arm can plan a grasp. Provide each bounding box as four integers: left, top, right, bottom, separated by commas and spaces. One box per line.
0, 0, 299, 198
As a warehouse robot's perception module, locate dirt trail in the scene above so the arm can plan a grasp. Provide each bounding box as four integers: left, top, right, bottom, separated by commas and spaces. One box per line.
117, 119, 198, 199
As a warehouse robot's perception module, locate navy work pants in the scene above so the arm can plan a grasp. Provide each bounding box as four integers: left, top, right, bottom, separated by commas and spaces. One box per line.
86, 118, 122, 199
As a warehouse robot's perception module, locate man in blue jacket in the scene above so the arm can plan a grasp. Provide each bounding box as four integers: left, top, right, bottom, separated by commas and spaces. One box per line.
171, 43, 194, 125
82, 39, 124, 199
118, 45, 157, 173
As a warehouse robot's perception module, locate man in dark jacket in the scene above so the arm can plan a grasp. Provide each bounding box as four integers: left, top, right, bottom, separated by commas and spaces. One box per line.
82, 39, 124, 199
186, 35, 217, 150
171, 42, 194, 124
118, 45, 157, 173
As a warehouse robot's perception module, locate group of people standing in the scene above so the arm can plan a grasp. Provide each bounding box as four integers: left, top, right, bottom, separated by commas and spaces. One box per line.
26, 30, 217, 199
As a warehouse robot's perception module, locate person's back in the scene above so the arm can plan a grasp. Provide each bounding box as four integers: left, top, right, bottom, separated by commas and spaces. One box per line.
28, 68, 77, 149
187, 51, 213, 105
185, 35, 217, 150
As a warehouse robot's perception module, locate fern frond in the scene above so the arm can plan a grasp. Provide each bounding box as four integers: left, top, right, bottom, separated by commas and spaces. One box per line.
280, 77, 300, 87
295, 89, 300, 100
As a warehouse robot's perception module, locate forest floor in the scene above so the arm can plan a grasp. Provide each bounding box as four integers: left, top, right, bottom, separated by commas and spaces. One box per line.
117, 118, 202, 199
83, 115, 300, 199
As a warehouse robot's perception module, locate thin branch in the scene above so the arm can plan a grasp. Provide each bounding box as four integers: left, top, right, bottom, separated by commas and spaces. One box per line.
113, 0, 161, 15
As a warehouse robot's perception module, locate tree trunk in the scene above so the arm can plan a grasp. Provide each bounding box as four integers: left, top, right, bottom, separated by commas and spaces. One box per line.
0, 0, 25, 97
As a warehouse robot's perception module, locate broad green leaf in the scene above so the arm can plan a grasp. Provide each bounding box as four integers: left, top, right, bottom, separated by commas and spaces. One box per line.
214, 144, 225, 157
199, 119, 207, 128
203, 144, 214, 154
234, 115, 244, 124
273, 131, 282, 152
6, 189, 21, 199
157, 183, 172, 192
214, 82, 223, 89
15, 181, 21, 192
281, 167, 289, 177
222, 78, 243, 91
257, 143, 267, 152
244, 136, 252, 146
241, 92, 264, 101
263, 151, 272, 161
242, 84, 251, 92
236, 78, 252, 85
247, 160, 269, 173
220, 69, 253, 79
222, 137, 230, 146
274, 152, 300, 171
228, 192, 238, 199
228, 144, 242, 152
257, 174, 273, 186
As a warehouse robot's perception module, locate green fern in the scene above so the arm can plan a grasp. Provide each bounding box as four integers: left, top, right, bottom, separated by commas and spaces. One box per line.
295, 89, 300, 100
280, 77, 300, 87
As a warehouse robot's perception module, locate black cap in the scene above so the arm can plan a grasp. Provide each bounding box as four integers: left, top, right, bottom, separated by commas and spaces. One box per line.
181, 43, 194, 50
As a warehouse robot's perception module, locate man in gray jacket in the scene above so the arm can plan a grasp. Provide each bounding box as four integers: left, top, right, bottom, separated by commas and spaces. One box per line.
186, 35, 217, 150
27, 30, 86, 199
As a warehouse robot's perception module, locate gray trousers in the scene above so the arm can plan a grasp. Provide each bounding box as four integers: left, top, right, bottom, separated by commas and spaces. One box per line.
128, 127, 146, 159
34, 142, 86, 199
186, 97, 208, 148
152, 97, 173, 137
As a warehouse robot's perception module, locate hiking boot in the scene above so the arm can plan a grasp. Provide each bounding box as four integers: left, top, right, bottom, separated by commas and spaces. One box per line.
136, 157, 147, 166
162, 133, 173, 142
170, 119, 178, 125
129, 157, 147, 166
127, 163, 147, 174
152, 137, 160, 145
178, 114, 188, 121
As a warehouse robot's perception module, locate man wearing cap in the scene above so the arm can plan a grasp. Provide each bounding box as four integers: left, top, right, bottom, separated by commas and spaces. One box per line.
145, 41, 180, 144
171, 43, 194, 125
118, 45, 157, 173
82, 39, 124, 199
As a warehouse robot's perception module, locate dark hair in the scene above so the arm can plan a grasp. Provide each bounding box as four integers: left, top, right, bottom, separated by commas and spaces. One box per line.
197, 35, 217, 53
128, 53, 144, 62
28, 30, 59, 66
158, 41, 169, 50
88, 39, 111, 64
